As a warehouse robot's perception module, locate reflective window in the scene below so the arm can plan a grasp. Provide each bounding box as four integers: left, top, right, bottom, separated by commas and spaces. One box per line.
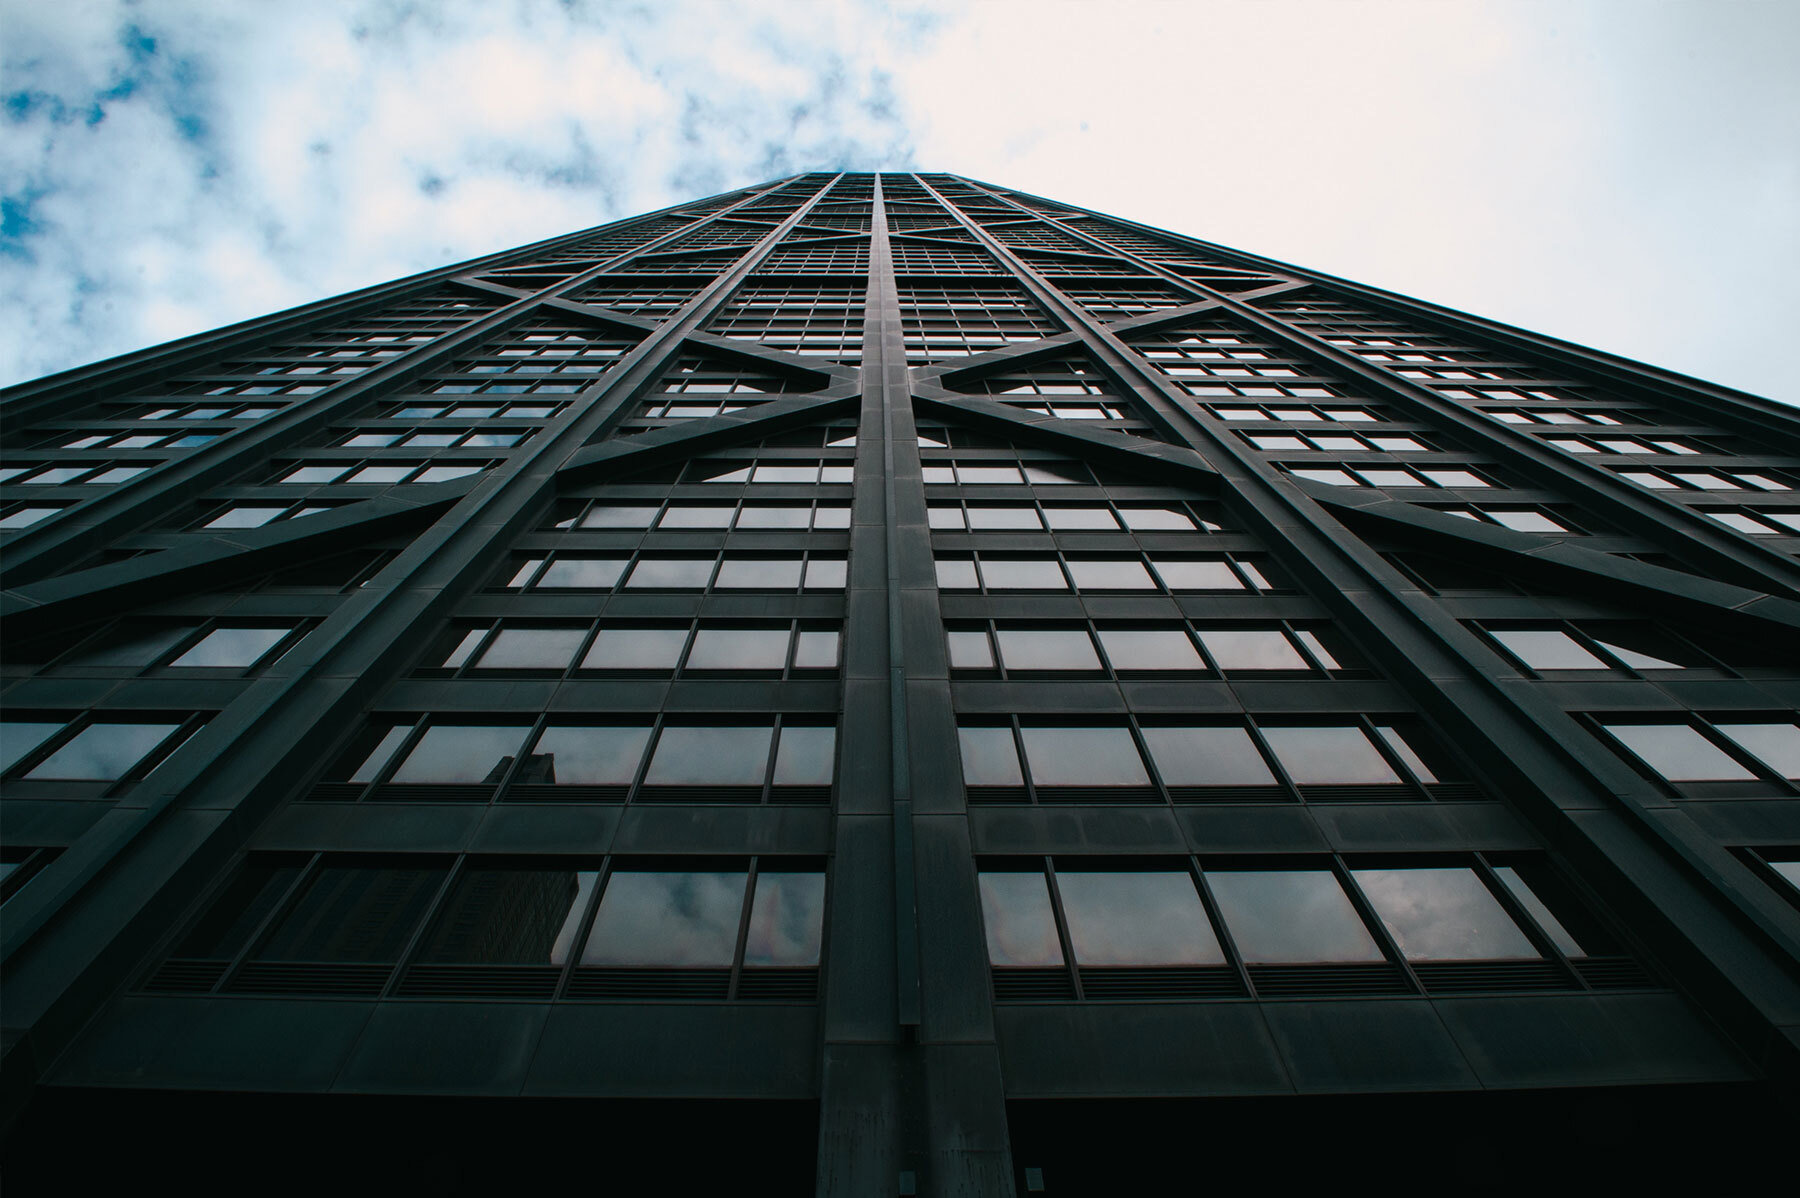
625, 558, 715, 588
1057, 872, 1224, 965
980, 559, 1068, 590
1140, 727, 1276, 786
1603, 724, 1755, 782
772, 726, 837, 786
525, 726, 652, 785
959, 727, 1024, 786
1714, 724, 1800, 780
1196, 629, 1309, 671
416, 868, 596, 964
1019, 727, 1150, 787
24, 722, 183, 780
1149, 559, 1244, 590
995, 629, 1101, 671
643, 726, 772, 785
1260, 726, 1399, 785
254, 866, 447, 963
743, 872, 826, 966
538, 558, 627, 588
168, 626, 291, 669
1, 722, 64, 774
582, 871, 747, 966
715, 558, 804, 589
1206, 870, 1384, 962
1067, 559, 1157, 590
1096, 629, 1205, 671
65, 624, 196, 668
1352, 868, 1539, 960
389, 724, 529, 784
1489, 629, 1609, 671
686, 627, 790, 671
473, 628, 585, 670
580, 504, 658, 528
978, 872, 1063, 966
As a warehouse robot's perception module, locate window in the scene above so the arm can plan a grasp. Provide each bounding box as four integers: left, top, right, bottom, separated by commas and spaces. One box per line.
426, 619, 839, 678
1482, 624, 1699, 674
1600, 717, 1800, 789
1, 716, 199, 784
316, 715, 836, 803
148, 853, 826, 1000
978, 854, 1635, 1000
501, 551, 843, 593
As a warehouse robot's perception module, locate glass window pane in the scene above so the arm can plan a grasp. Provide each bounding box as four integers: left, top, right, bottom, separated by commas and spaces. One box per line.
980, 559, 1068, 590
935, 559, 979, 589
1197, 629, 1309, 671
928, 505, 965, 530
1261, 726, 1399, 784
1487, 510, 1565, 532
625, 558, 715, 588
1353, 868, 1538, 960
537, 558, 626, 588
995, 629, 1101, 672
580, 504, 658, 528
1046, 507, 1119, 530
743, 872, 826, 966
959, 726, 1023, 786
581, 871, 747, 966
1603, 724, 1755, 781
958, 465, 1022, 484
715, 558, 804, 589
967, 506, 1042, 530
804, 559, 848, 590
168, 627, 290, 668
206, 506, 284, 529
659, 505, 734, 528
25, 722, 180, 780
390, 724, 529, 784
977, 873, 1064, 966
175, 862, 304, 959
1373, 726, 1440, 783
737, 505, 811, 528
1489, 629, 1608, 670
1207, 871, 1384, 962
473, 628, 584, 670
526, 726, 651, 785
773, 726, 837, 785
1020, 727, 1149, 786
1096, 629, 1205, 671
1067, 560, 1157, 590
947, 630, 995, 669
1140, 727, 1276, 785
348, 725, 413, 783
793, 630, 840, 669
1057, 872, 1224, 965
1119, 507, 1194, 531
1, 722, 65, 774
1151, 559, 1243, 590
255, 866, 446, 962
686, 628, 790, 671
417, 868, 597, 964
1714, 724, 1800, 779
644, 726, 772, 785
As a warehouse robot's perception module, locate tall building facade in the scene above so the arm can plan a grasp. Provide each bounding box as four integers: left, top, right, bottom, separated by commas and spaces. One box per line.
3, 173, 1798, 1189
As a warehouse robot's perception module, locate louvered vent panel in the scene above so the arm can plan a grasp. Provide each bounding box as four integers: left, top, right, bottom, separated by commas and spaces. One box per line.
1167, 786, 1291, 803
966, 786, 1029, 803
1298, 785, 1415, 803
736, 970, 820, 1001
1574, 957, 1657, 990
394, 965, 562, 999
564, 968, 732, 1000
142, 960, 228, 993
1034, 787, 1160, 804
503, 784, 629, 803
1412, 959, 1567, 994
1426, 783, 1486, 802
1077, 967, 1245, 1000
228, 962, 392, 996
371, 784, 497, 803
635, 786, 764, 804
306, 783, 366, 802
992, 968, 1078, 1001
1247, 963, 1411, 997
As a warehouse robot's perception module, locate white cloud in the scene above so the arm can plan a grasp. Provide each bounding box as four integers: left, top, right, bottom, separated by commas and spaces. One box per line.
2, 0, 1794, 403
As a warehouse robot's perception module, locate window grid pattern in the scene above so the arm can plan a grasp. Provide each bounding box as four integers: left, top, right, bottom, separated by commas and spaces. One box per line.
897, 283, 1064, 363
707, 285, 866, 363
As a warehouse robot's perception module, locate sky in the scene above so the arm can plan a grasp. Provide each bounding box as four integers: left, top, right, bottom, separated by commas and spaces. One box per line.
2, 0, 1796, 402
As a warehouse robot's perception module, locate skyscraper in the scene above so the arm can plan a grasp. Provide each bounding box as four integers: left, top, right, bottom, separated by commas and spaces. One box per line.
3, 173, 1797, 1190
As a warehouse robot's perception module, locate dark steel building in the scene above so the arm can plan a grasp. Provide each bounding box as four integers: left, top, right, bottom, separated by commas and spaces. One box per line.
3, 173, 1798, 1190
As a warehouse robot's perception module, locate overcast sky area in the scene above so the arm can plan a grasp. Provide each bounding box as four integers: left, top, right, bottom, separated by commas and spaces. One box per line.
3, 0, 1796, 402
